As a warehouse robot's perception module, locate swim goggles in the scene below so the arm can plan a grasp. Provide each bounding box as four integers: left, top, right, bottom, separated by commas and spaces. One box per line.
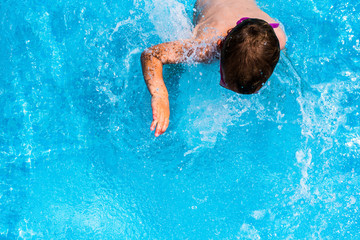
220, 17, 279, 91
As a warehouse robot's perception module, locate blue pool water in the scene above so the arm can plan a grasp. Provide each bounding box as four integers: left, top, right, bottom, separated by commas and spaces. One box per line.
1, 0, 360, 238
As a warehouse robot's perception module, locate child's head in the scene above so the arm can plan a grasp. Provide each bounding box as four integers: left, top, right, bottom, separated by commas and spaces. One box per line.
220, 18, 280, 94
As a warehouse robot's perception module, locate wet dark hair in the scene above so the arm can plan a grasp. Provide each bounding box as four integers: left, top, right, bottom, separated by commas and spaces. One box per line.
220, 18, 280, 94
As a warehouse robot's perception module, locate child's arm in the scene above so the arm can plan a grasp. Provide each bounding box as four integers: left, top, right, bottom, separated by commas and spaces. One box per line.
141, 39, 216, 137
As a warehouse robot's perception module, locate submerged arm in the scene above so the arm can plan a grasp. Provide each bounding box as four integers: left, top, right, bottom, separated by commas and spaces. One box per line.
141, 39, 217, 137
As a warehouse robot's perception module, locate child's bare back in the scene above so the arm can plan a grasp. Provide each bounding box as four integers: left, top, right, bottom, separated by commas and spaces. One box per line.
193, 0, 286, 47
141, 0, 287, 137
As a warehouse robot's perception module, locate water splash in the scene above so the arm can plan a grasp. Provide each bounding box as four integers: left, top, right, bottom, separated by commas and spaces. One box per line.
146, 0, 193, 41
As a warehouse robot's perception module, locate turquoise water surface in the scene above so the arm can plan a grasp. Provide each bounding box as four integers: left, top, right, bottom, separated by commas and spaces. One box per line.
1, 0, 360, 239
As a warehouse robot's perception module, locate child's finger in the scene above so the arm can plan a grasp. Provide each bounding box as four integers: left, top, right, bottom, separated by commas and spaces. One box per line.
150, 119, 157, 131
151, 107, 159, 131
155, 122, 163, 137
155, 125, 161, 137
161, 118, 169, 133
155, 115, 165, 137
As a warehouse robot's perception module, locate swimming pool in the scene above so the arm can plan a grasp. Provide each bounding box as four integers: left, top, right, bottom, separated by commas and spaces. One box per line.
1, 0, 359, 238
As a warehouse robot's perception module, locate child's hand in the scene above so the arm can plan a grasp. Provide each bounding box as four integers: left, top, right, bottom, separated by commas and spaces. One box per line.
150, 95, 170, 137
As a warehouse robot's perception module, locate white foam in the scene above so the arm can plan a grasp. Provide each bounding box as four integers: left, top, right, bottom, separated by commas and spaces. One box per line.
345, 134, 360, 148
238, 223, 261, 240
251, 210, 266, 220
295, 149, 312, 198
146, 0, 192, 41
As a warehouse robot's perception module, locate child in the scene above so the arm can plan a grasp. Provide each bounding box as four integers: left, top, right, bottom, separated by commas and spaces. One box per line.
141, 0, 287, 137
